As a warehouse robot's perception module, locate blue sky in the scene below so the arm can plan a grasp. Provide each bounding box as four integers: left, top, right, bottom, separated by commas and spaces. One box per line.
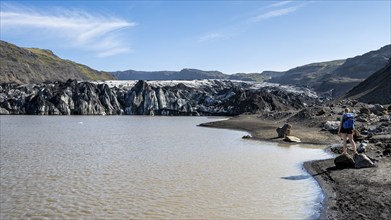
1, 1, 390, 73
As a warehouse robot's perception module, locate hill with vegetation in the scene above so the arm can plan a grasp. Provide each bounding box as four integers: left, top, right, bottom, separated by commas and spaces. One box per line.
0, 40, 114, 84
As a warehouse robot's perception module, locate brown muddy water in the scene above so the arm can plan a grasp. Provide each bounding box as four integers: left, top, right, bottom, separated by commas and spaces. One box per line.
0, 116, 331, 219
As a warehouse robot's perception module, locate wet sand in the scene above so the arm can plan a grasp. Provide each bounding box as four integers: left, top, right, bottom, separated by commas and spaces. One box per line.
200, 115, 391, 220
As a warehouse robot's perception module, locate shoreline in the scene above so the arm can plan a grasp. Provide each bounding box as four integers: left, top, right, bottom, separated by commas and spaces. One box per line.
200, 114, 391, 220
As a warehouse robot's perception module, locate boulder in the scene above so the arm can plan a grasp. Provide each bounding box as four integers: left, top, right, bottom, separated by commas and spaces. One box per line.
276, 123, 291, 138
357, 142, 367, 153
329, 144, 343, 154
383, 144, 391, 156
0, 107, 9, 115
334, 154, 355, 169
360, 107, 370, 114
353, 130, 363, 142
242, 135, 251, 139
353, 154, 375, 169
369, 104, 385, 116
323, 121, 340, 131
316, 108, 326, 116
283, 135, 301, 142
383, 148, 391, 156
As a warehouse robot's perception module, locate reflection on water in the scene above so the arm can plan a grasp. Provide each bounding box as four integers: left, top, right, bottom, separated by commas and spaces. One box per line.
0, 116, 331, 219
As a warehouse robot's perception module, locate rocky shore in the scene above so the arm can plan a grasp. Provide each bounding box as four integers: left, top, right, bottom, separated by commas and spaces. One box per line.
200, 101, 391, 220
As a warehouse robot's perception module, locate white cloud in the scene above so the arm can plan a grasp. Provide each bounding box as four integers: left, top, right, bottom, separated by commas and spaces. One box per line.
198, 33, 224, 42
0, 4, 136, 57
250, 6, 300, 22
268, 1, 293, 8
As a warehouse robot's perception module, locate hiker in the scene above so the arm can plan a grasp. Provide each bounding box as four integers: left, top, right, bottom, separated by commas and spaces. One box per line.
338, 108, 358, 154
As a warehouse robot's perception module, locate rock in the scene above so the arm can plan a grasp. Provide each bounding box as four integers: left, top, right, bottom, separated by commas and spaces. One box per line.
356, 116, 368, 122
360, 107, 370, 114
329, 144, 343, 154
361, 129, 368, 135
383, 144, 391, 156
353, 130, 363, 142
369, 104, 385, 116
323, 121, 340, 132
316, 109, 326, 116
0, 107, 9, 115
357, 142, 367, 153
242, 135, 251, 139
283, 135, 301, 142
276, 123, 292, 138
354, 154, 375, 169
334, 154, 355, 169
369, 134, 391, 143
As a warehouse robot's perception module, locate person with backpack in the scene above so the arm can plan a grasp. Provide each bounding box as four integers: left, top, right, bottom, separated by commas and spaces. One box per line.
338, 108, 358, 154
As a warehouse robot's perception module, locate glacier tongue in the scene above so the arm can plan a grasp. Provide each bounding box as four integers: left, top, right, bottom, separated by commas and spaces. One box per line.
0, 79, 321, 115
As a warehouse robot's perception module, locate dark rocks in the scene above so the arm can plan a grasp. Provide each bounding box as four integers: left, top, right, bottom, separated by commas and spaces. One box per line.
369, 104, 385, 116
316, 108, 326, 116
353, 154, 375, 169
383, 144, 391, 156
360, 107, 370, 114
357, 142, 367, 153
276, 123, 292, 138
334, 154, 355, 169
329, 144, 343, 154
242, 135, 251, 139
334, 153, 376, 169
369, 135, 391, 143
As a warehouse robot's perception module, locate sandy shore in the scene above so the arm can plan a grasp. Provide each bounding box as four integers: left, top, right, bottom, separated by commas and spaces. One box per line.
200, 114, 391, 219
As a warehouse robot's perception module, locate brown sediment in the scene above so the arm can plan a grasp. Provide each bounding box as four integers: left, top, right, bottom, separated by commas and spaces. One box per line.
200, 114, 391, 220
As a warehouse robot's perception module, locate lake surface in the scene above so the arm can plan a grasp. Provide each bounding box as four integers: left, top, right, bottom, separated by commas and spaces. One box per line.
0, 116, 331, 219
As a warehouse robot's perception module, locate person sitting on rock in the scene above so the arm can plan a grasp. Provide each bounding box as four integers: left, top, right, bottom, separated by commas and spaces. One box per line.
338, 108, 358, 154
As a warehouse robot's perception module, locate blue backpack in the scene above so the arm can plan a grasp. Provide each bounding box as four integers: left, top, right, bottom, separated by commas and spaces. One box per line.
342, 113, 354, 129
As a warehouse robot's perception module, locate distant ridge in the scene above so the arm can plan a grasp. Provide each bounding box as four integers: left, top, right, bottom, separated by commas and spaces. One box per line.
344, 59, 391, 104
0, 40, 114, 84
268, 45, 391, 97
112, 68, 267, 82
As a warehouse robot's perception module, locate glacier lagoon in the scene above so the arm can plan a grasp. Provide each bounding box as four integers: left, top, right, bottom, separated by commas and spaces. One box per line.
0, 116, 331, 219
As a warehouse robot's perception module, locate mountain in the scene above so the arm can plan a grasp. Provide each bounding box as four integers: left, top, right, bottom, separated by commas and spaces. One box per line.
268, 60, 346, 87
112, 68, 268, 82
331, 45, 391, 79
343, 59, 391, 104
112, 69, 224, 80
268, 45, 391, 97
0, 40, 114, 84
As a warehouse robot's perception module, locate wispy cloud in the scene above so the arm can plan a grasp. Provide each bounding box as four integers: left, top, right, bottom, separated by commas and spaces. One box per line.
199, 2, 305, 43
268, 1, 293, 8
0, 4, 136, 57
250, 6, 300, 22
198, 33, 224, 42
